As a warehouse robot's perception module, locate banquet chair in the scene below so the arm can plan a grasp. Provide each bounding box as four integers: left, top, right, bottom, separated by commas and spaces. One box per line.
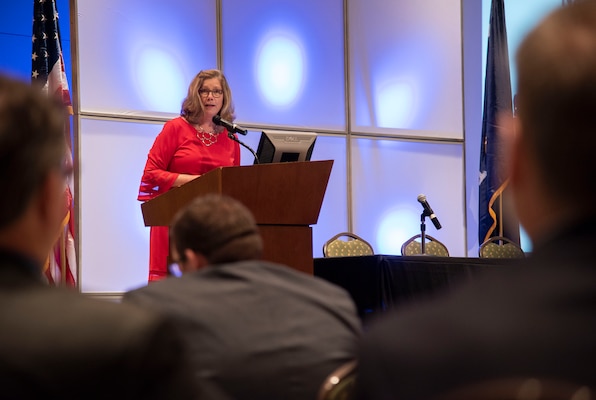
323, 232, 374, 257
431, 377, 593, 400
401, 234, 449, 257
317, 360, 358, 400
479, 236, 525, 259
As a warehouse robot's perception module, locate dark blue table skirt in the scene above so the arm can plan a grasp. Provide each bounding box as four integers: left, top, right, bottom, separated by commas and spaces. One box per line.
314, 255, 518, 323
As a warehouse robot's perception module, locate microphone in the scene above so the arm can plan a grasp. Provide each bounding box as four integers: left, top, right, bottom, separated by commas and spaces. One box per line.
213, 115, 247, 135
417, 194, 442, 230
227, 132, 260, 164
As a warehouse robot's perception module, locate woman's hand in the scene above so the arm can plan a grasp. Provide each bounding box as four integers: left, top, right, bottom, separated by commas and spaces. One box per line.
173, 174, 200, 187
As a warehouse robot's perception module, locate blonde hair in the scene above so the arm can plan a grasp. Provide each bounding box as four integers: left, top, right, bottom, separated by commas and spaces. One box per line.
180, 69, 235, 125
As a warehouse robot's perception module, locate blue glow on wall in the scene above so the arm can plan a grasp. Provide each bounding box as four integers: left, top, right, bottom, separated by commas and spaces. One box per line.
349, 0, 463, 136
255, 31, 307, 108
376, 204, 421, 255
222, 0, 345, 129
77, 0, 216, 115
375, 77, 419, 128
133, 46, 187, 112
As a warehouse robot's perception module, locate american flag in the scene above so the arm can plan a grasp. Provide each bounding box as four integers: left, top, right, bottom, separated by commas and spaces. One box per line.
32, 0, 77, 287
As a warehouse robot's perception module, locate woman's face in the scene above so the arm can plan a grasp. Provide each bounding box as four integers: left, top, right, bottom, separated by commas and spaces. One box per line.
199, 77, 224, 121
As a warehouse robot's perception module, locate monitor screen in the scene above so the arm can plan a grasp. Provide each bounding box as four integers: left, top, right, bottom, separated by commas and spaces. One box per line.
254, 130, 317, 164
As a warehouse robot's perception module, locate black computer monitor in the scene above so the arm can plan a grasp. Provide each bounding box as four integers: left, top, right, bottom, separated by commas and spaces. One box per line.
254, 130, 317, 164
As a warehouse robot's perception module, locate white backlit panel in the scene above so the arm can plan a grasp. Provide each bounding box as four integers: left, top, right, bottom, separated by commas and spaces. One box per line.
76, 0, 216, 117
221, 0, 345, 130
309, 135, 348, 257
349, 0, 463, 138
80, 118, 163, 292
351, 138, 466, 256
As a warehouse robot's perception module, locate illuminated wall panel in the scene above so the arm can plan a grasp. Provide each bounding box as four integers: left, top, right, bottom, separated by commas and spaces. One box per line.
222, 0, 346, 130
351, 138, 465, 256
309, 135, 348, 257
80, 118, 161, 292
76, 0, 216, 117
349, 0, 463, 139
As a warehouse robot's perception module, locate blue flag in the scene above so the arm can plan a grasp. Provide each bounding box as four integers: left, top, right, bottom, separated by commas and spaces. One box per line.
478, 0, 519, 245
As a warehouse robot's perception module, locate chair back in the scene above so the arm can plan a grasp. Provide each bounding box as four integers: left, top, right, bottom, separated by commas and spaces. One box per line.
317, 361, 358, 400
432, 377, 593, 400
401, 234, 449, 257
479, 236, 525, 259
323, 232, 374, 257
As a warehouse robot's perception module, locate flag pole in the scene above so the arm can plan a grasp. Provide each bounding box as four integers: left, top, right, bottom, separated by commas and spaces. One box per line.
499, 193, 504, 237
62, 103, 72, 286
60, 228, 67, 285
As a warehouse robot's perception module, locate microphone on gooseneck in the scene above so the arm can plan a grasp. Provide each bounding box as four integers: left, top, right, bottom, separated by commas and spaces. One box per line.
227, 132, 260, 164
417, 194, 442, 230
212, 115, 248, 135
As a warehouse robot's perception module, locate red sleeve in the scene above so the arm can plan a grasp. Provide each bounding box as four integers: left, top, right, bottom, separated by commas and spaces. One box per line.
138, 122, 179, 201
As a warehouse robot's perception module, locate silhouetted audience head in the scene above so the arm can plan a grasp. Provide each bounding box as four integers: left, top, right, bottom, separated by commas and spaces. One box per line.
170, 194, 263, 271
504, 0, 596, 245
0, 75, 69, 263
0, 74, 199, 400
354, 4, 596, 400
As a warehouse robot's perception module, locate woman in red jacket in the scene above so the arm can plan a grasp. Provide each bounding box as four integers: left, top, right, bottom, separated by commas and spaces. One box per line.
138, 69, 240, 282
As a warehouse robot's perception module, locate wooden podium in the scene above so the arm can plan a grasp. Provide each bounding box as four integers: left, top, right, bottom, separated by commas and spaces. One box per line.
141, 160, 333, 274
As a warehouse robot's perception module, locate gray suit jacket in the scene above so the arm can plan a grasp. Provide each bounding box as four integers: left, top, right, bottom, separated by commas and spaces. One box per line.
124, 260, 361, 400
355, 218, 596, 400
0, 249, 198, 399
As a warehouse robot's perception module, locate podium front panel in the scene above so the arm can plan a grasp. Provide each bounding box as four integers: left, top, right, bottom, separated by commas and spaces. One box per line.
258, 225, 313, 274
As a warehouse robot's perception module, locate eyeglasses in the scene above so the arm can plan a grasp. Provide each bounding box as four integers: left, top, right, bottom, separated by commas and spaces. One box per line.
168, 262, 183, 277
199, 89, 223, 98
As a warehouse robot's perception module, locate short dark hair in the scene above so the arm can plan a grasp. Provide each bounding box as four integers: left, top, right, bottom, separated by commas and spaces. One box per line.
516, 0, 596, 204
0, 75, 66, 228
170, 194, 263, 265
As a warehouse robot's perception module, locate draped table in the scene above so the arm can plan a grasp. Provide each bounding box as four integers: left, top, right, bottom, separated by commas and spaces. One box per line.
314, 255, 517, 323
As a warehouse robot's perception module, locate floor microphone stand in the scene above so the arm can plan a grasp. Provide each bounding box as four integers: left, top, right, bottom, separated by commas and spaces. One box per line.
419, 210, 432, 255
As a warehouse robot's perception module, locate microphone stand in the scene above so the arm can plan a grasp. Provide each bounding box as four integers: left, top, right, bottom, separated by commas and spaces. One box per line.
419, 210, 432, 255
228, 132, 259, 164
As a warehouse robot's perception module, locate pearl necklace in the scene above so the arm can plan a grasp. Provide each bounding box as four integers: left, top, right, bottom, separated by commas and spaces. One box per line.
195, 126, 219, 147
